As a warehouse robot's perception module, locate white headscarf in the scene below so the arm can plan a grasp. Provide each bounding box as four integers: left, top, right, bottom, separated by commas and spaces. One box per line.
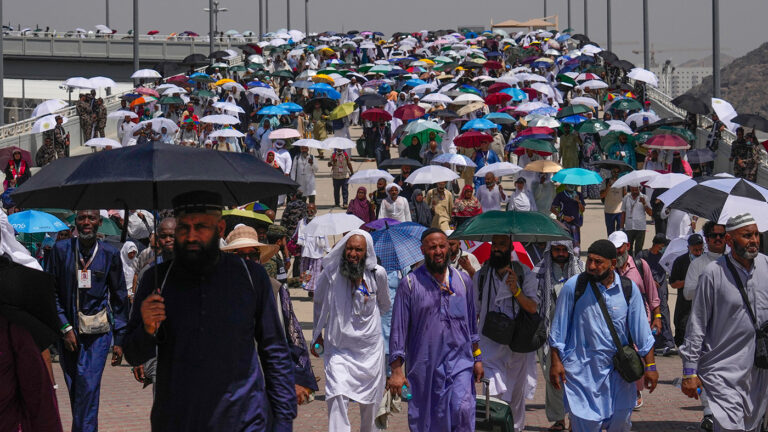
322, 229, 377, 271
0, 211, 42, 270
120, 241, 139, 290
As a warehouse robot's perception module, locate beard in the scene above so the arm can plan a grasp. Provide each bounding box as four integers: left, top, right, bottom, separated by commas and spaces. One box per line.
734, 243, 759, 260
78, 231, 97, 241
551, 254, 570, 264
589, 269, 613, 282
340, 255, 366, 281
617, 249, 629, 268
488, 249, 511, 270
175, 235, 220, 270
424, 253, 449, 275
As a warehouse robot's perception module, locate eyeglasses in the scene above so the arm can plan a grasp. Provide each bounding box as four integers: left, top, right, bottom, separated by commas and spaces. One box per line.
235, 251, 261, 261
707, 233, 726, 239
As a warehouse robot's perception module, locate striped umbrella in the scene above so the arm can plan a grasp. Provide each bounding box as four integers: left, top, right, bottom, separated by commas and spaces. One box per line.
371, 222, 427, 272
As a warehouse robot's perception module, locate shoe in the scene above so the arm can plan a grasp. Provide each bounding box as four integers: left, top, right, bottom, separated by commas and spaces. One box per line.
308, 291, 314, 299
547, 421, 566, 431
341, 204, 348, 209
700, 414, 714, 431
634, 392, 643, 410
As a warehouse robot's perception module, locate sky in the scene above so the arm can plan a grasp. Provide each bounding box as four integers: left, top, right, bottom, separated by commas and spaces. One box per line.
5, 0, 768, 67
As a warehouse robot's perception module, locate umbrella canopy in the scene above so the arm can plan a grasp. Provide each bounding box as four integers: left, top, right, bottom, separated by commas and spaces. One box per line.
84, 138, 121, 149
131, 69, 162, 79
405, 165, 459, 184
643, 134, 690, 150
0, 147, 33, 167
221, 209, 273, 225
257, 106, 290, 116
454, 131, 493, 148
31, 115, 66, 134
609, 98, 643, 111
576, 119, 610, 134
474, 162, 522, 178
524, 160, 562, 173
8, 210, 69, 233
378, 158, 423, 170
671, 94, 710, 115
430, 153, 476, 167
304, 213, 365, 237
329, 102, 356, 120
588, 159, 633, 172
269, 128, 301, 140
731, 113, 768, 132
611, 169, 660, 188
11, 142, 298, 210
361, 108, 392, 122
323, 137, 355, 150
659, 177, 768, 230
394, 104, 426, 120
348, 169, 394, 184
556, 104, 592, 119
448, 210, 571, 242
355, 93, 387, 107
371, 222, 427, 272
364, 218, 402, 231
292, 139, 324, 149
461, 118, 498, 131
686, 148, 717, 165
31, 99, 67, 118
200, 114, 240, 125
627, 68, 658, 87
644, 173, 691, 189
552, 167, 603, 185
517, 139, 556, 154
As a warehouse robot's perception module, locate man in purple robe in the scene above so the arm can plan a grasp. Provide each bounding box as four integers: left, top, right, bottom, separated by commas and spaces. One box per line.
388, 228, 484, 431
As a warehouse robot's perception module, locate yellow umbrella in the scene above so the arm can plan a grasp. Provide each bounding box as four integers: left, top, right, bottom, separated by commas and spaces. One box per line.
329, 102, 356, 120
318, 47, 335, 55
222, 209, 273, 224
524, 160, 563, 173
215, 78, 236, 86
312, 74, 335, 85
456, 101, 486, 116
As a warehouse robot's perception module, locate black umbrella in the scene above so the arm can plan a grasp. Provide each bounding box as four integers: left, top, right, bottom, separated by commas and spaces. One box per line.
570, 34, 590, 43
732, 113, 768, 132
588, 159, 634, 172
430, 109, 459, 119
671, 94, 711, 115
182, 53, 209, 65
303, 97, 337, 112
12, 142, 298, 210
598, 50, 619, 64
355, 93, 387, 107
615, 60, 635, 71
636, 117, 685, 132
209, 50, 230, 59
378, 158, 424, 170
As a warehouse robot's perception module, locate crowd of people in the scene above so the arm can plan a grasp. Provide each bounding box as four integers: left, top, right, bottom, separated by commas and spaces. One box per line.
1, 25, 767, 432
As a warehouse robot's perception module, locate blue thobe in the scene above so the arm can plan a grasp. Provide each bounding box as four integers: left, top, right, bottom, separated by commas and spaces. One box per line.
46, 238, 129, 432
389, 266, 479, 431
548, 272, 655, 423
473, 150, 501, 189
123, 253, 296, 431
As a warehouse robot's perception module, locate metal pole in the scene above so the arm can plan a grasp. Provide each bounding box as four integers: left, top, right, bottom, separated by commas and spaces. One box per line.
265, 0, 269, 33
106, 0, 110, 28
133, 0, 139, 74
712, 0, 720, 98
606, 0, 611, 52
583, 0, 588, 37
642, 0, 649, 69
287, 0, 291, 29
304, 0, 309, 35
567, 0, 571, 31
259, 0, 263, 40
209, 0, 214, 55
543, 0, 547, 18
0, 0, 4, 126
21, 79, 25, 120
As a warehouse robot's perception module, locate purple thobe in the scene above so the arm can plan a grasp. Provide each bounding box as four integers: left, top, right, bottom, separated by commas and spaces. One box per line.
389, 266, 479, 431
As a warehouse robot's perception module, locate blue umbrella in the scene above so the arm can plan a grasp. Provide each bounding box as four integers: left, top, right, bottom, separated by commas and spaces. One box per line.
559, 115, 588, 124
386, 69, 408, 78
277, 102, 304, 113
292, 80, 315, 89
531, 61, 554, 69
371, 222, 427, 272
8, 210, 68, 233
247, 81, 271, 88
529, 106, 558, 116
258, 106, 290, 115
500, 87, 528, 102
404, 78, 427, 87
462, 118, 499, 131
460, 84, 482, 95
309, 84, 341, 100
552, 168, 604, 185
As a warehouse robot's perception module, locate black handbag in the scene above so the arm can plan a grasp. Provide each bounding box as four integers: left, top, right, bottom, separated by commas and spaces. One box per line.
479, 268, 516, 346
725, 257, 768, 369
508, 307, 547, 353
589, 282, 645, 382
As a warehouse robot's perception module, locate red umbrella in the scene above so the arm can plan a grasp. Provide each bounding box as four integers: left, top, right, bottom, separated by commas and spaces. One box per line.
519, 126, 555, 136
454, 130, 493, 148
487, 82, 511, 93
644, 134, 690, 150
147, 30, 159, 35
393, 104, 426, 121
512, 147, 552, 157
483, 60, 503, 70
484, 92, 512, 105
167, 75, 190, 84
520, 88, 539, 100
135, 87, 160, 98
361, 108, 392, 122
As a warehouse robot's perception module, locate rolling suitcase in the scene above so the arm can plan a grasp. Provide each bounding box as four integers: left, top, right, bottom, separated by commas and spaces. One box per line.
475, 378, 515, 432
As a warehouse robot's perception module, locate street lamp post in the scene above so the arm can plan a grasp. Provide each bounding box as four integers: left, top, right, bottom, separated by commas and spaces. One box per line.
208, 0, 214, 55
606, 0, 611, 52
567, 0, 572, 31
642, 0, 649, 69
106, 0, 110, 28
133, 0, 139, 74
305, 0, 309, 34
583, 0, 588, 37
287, 0, 290, 30
259, 0, 263, 39
712, 0, 720, 98
544, 0, 547, 18
266, 0, 269, 33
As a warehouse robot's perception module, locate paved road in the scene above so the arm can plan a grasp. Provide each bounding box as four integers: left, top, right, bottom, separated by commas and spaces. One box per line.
53, 126, 707, 430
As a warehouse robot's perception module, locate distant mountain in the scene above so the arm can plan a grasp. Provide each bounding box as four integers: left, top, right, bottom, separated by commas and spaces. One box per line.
678, 54, 734, 68
686, 42, 768, 115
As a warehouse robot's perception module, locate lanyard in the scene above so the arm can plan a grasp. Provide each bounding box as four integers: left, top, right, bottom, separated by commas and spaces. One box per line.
357, 280, 370, 297
76, 240, 99, 271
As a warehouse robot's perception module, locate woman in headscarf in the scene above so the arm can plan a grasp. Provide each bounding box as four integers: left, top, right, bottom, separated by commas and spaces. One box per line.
452, 185, 482, 227
120, 242, 138, 300
265, 151, 282, 170
347, 187, 375, 223
409, 189, 433, 227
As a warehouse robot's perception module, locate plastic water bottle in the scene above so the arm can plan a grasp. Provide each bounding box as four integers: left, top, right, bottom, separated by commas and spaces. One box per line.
401, 385, 412, 401
301, 270, 310, 289
652, 328, 658, 336
313, 342, 324, 356
672, 377, 702, 394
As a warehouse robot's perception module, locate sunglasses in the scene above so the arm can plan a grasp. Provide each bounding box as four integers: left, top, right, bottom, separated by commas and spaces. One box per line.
707, 233, 725, 239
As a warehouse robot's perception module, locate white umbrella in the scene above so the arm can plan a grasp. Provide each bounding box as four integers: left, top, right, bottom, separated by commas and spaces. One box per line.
212, 102, 246, 114
348, 169, 395, 185
333, 77, 351, 87
85, 137, 121, 148
611, 169, 660, 188
31, 99, 67, 118
601, 120, 633, 135
209, 129, 245, 138
292, 139, 324, 149
430, 153, 476, 167
200, 114, 240, 125
577, 79, 608, 90
304, 213, 364, 237
711, 98, 739, 133
421, 93, 453, 104
405, 165, 459, 185
248, 54, 266, 64
88, 76, 116, 89
644, 173, 691, 189
31, 115, 67, 133
531, 82, 554, 98
570, 96, 599, 108
625, 111, 660, 125
452, 93, 484, 105
474, 162, 523, 178
627, 68, 658, 88
581, 44, 602, 55
64, 77, 94, 89
107, 111, 138, 120
221, 82, 246, 93
269, 38, 288, 47
156, 83, 183, 92
517, 102, 550, 113
249, 87, 279, 101
269, 128, 301, 139
288, 29, 305, 41
162, 87, 187, 95
95, 24, 112, 33
131, 69, 162, 79
135, 118, 179, 133
659, 236, 690, 273
323, 137, 355, 150
525, 115, 561, 128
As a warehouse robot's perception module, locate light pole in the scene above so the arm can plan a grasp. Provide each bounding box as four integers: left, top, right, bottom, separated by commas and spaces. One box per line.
305, 0, 309, 34
259, 0, 263, 39
583, 0, 588, 37
106, 0, 110, 28
712, 0, 720, 98
287, 0, 290, 29
203, 1, 228, 50
133, 0, 139, 74
642, 0, 649, 69
543, 0, 547, 18
567, 0, 572, 31
266, 0, 269, 33
208, 0, 214, 55
606, 0, 611, 52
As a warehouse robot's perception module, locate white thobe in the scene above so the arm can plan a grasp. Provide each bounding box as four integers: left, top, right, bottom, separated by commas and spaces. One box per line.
508, 189, 537, 212
476, 185, 504, 212
296, 218, 330, 259
290, 154, 319, 196
378, 197, 411, 222
443, 122, 459, 154
273, 149, 292, 175
663, 209, 692, 240
683, 251, 723, 301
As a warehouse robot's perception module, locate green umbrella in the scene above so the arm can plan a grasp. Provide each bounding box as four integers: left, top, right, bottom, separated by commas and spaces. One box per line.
448, 210, 571, 242
556, 104, 592, 119
317, 68, 338, 75
610, 98, 643, 111
247, 63, 265, 70
576, 119, 610, 134
193, 89, 215, 98
556, 74, 577, 87
599, 131, 636, 152
433, 55, 453, 64
31, 208, 74, 221
518, 139, 557, 153
656, 126, 695, 143
357, 64, 374, 73
65, 215, 122, 236
159, 96, 184, 105
229, 65, 247, 72
271, 70, 294, 79
401, 132, 443, 147
369, 64, 393, 74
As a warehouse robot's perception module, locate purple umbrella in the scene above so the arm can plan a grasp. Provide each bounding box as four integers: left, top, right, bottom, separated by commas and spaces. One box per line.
364, 218, 402, 231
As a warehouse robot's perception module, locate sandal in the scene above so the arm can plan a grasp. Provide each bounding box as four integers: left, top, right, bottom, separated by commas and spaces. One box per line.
548, 421, 566, 431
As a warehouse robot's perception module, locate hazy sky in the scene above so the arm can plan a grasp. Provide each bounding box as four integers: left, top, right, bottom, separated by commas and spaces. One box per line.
5, 0, 768, 66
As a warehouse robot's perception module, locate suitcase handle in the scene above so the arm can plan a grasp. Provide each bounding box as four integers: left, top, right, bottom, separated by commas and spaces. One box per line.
481, 378, 490, 421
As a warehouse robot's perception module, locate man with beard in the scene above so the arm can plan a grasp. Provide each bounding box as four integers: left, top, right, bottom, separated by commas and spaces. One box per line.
123, 191, 296, 431
45, 210, 129, 432
473, 235, 539, 432
446, 230, 480, 278
681, 213, 768, 432
311, 230, 390, 432
388, 228, 483, 431
534, 240, 583, 431
549, 239, 657, 431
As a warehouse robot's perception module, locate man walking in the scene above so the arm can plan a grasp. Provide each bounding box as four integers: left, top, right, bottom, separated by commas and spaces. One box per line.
669, 234, 704, 348
46, 210, 130, 432
621, 186, 652, 256
636, 234, 677, 356
681, 213, 768, 432
328, 148, 355, 208
291, 145, 319, 204
476, 172, 506, 212
312, 230, 391, 432
600, 168, 624, 235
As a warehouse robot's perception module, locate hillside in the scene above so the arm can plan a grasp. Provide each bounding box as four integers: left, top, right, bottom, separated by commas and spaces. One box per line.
686, 42, 768, 115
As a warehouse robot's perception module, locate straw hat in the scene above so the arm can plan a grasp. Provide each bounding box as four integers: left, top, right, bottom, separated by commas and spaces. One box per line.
221, 225, 279, 264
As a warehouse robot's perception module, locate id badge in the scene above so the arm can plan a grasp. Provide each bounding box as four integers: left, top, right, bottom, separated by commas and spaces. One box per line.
78, 270, 92, 289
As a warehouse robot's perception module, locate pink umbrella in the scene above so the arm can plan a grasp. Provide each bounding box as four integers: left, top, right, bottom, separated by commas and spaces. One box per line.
643, 134, 690, 151
269, 128, 301, 140
167, 75, 189, 84
135, 87, 160, 98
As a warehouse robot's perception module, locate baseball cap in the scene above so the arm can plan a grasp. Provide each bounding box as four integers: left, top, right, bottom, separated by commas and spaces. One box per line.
608, 231, 629, 248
